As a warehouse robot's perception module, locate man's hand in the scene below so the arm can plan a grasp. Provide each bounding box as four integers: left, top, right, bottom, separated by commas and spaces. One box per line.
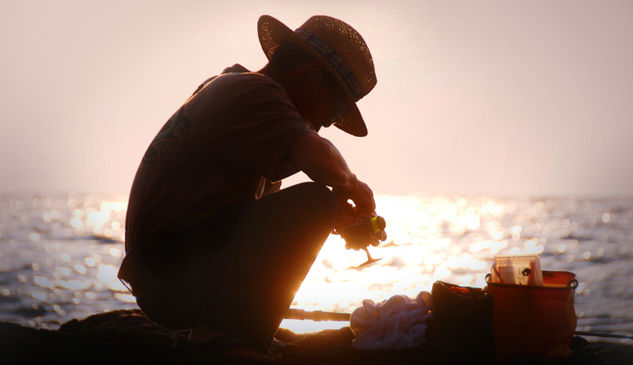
333, 177, 376, 225
288, 133, 377, 224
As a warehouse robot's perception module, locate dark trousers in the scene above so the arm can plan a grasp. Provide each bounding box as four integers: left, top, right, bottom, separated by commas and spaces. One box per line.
131, 182, 336, 346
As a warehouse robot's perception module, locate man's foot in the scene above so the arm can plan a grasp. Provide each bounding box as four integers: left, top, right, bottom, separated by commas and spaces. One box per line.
188, 323, 224, 344
173, 323, 278, 362
173, 323, 241, 353
224, 347, 279, 363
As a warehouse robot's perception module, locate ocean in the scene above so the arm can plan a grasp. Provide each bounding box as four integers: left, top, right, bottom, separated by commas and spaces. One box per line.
1, 193, 632, 342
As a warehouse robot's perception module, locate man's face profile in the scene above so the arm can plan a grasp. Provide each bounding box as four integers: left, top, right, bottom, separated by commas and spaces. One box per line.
290, 63, 349, 130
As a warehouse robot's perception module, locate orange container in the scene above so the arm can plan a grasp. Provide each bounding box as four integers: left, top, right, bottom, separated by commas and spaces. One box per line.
486, 271, 577, 361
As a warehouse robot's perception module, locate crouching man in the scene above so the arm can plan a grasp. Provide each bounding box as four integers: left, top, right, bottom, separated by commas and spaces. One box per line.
118, 14, 378, 351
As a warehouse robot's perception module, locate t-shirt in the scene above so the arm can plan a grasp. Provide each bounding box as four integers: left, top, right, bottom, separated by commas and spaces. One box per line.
119, 65, 315, 281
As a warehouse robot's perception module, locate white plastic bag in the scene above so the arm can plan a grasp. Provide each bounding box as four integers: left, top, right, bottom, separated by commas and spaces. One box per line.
350, 291, 432, 350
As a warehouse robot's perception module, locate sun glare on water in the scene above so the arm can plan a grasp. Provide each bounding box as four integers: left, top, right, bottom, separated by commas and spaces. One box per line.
3, 194, 570, 333
281, 195, 518, 333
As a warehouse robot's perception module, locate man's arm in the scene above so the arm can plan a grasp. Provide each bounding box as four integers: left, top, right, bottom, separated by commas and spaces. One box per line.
288, 133, 375, 217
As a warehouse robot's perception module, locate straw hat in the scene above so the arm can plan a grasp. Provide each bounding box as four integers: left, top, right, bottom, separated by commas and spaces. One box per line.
258, 15, 376, 137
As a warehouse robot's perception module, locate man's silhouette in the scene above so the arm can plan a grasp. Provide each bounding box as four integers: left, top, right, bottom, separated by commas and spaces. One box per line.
118, 15, 378, 350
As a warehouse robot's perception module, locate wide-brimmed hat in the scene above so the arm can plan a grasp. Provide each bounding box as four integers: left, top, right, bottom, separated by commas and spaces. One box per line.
258, 15, 376, 137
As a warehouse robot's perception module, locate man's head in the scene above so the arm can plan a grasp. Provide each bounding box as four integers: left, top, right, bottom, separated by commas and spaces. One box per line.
262, 42, 349, 131
257, 15, 377, 136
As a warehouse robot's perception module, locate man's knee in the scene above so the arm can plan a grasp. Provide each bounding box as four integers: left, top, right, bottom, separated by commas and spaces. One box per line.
288, 182, 336, 222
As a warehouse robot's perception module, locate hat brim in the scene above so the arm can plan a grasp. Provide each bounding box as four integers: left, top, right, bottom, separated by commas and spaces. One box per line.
258, 15, 368, 137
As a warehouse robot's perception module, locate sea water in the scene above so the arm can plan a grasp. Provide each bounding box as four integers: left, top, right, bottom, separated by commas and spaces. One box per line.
1, 193, 632, 342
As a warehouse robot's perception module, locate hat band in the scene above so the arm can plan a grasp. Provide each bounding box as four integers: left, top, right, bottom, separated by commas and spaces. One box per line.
296, 28, 362, 100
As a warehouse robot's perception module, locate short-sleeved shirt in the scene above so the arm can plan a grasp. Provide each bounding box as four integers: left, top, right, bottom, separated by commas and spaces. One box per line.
120, 65, 315, 281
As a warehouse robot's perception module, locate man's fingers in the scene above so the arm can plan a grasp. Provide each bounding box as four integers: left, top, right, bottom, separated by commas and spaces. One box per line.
351, 181, 375, 215
334, 178, 376, 221
355, 194, 376, 216
354, 204, 374, 218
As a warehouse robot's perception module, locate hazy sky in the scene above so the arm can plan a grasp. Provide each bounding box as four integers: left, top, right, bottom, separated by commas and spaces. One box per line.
1, 0, 632, 196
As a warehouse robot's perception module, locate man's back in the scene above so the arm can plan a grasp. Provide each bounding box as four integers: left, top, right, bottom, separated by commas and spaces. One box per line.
123, 71, 313, 263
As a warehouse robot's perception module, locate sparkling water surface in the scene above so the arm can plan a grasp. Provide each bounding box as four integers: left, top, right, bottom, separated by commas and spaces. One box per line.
1, 193, 632, 342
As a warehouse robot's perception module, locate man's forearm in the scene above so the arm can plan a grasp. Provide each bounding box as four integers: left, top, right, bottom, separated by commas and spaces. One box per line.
290, 133, 358, 190
290, 133, 376, 217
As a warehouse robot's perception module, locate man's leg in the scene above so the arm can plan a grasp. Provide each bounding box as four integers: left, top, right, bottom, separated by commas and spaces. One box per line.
195, 182, 337, 346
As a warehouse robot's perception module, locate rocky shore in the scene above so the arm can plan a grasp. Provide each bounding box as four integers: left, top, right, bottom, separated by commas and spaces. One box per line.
1, 309, 631, 364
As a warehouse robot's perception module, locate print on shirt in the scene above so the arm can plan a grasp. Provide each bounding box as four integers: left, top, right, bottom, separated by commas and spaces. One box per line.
142, 108, 192, 164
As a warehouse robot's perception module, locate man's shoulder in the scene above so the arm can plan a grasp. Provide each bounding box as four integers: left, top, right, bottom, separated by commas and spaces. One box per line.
192, 64, 279, 96
221, 63, 249, 74
215, 71, 281, 89
197, 71, 287, 104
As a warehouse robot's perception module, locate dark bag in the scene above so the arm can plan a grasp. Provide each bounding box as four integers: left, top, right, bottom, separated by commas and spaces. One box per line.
426, 281, 493, 353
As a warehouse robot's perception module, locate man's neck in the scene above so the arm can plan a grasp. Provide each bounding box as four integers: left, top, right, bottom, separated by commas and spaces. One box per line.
257, 64, 285, 87
257, 63, 323, 132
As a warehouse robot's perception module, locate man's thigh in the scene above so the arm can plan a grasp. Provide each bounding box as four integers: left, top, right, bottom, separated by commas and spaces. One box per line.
219, 182, 336, 272
192, 183, 337, 337
134, 182, 337, 335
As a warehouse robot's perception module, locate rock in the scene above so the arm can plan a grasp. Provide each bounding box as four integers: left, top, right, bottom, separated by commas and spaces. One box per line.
0, 321, 61, 364
0, 309, 631, 364
1, 310, 182, 365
